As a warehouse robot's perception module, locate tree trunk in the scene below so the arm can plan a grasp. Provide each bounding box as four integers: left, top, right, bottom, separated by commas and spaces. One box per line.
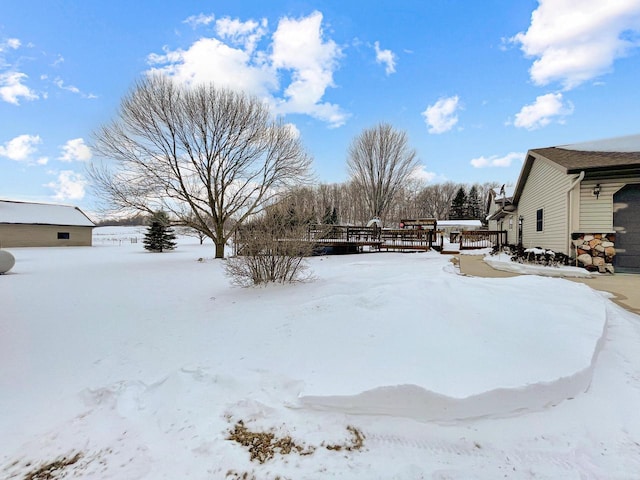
215, 240, 225, 259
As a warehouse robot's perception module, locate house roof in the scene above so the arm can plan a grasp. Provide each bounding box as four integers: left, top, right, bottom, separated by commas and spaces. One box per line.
492, 185, 515, 199
513, 133, 640, 204
0, 200, 95, 227
485, 185, 515, 216
528, 147, 640, 174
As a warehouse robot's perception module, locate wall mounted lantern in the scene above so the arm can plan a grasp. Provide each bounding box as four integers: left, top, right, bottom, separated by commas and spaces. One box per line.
592, 183, 601, 199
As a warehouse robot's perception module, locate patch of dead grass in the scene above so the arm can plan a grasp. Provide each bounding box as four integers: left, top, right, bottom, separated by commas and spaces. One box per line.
227, 420, 315, 464
227, 420, 365, 464
23, 452, 83, 480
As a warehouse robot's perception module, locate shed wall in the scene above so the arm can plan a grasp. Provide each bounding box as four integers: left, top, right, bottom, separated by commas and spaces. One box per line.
0, 225, 93, 247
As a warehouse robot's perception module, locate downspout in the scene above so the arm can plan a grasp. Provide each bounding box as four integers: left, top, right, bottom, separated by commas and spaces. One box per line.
566, 171, 585, 256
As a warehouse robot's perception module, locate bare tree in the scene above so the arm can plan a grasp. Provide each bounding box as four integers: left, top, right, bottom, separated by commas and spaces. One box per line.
346, 123, 420, 223
89, 74, 313, 258
417, 182, 459, 220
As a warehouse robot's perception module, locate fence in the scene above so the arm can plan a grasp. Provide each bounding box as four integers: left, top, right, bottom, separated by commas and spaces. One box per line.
459, 230, 507, 250
307, 224, 381, 244
380, 228, 434, 251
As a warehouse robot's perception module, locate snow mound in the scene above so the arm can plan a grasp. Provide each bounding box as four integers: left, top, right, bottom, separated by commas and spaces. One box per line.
484, 253, 594, 278
297, 265, 607, 421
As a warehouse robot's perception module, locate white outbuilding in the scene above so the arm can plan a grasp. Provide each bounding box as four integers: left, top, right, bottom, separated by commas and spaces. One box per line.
0, 200, 95, 247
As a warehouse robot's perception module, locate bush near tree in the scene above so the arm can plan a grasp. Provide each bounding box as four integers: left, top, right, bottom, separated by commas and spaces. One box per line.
225, 212, 314, 287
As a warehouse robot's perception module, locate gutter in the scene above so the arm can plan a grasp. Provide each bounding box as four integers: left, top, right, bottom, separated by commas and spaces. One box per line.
566, 171, 585, 256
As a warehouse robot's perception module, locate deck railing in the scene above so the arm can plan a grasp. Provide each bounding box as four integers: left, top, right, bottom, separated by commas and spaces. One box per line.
234, 223, 440, 255
307, 224, 381, 243
380, 228, 434, 251
459, 230, 507, 250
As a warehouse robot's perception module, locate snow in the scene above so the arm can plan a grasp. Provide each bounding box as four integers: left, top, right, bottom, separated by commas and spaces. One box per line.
491, 185, 515, 198
0, 199, 95, 226
1, 226, 640, 478
437, 219, 483, 228
558, 133, 640, 152
485, 252, 595, 278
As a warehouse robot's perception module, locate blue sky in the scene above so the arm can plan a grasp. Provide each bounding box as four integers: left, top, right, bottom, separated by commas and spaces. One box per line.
2, 0, 640, 212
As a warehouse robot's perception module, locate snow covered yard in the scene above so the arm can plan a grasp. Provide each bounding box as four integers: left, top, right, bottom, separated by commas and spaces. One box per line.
2, 227, 640, 479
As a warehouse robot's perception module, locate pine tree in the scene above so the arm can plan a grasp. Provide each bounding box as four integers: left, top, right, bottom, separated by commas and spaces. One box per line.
466, 184, 482, 220
449, 187, 467, 220
322, 206, 339, 224
330, 206, 338, 225
143, 211, 177, 252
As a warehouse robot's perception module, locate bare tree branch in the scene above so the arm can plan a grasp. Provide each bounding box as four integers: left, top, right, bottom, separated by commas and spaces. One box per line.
88, 74, 313, 258
346, 123, 419, 222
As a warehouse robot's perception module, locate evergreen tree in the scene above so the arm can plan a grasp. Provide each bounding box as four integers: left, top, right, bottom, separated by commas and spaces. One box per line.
449, 187, 467, 220
143, 211, 177, 252
330, 206, 338, 224
466, 184, 482, 220
322, 206, 339, 224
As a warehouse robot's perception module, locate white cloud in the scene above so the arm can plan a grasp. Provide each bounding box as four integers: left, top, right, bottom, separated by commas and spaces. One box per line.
151, 11, 347, 128
0, 134, 42, 161
148, 37, 277, 99
271, 11, 347, 127
513, 92, 574, 130
511, 0, 640, 89
374, 41, 396, 75
2, 38, 21, 51
184, 13, 215, 28
0, 71, 38, 104
284, 122, 301, 139
54, 78, 80, 94
215, 17, 267, 53
59, 138, 92, 162
470, 152, 525, 168
54, 78, 97, 99
409, 165, 438, 183
422, 96, 461, 134
0, 39, 39, 105
45, 170, 87, 201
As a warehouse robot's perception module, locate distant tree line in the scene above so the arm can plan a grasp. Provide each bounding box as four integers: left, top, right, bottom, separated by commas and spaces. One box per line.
261, 180, 499, 228
95, 213, 149, 226
95, 181, 499, 229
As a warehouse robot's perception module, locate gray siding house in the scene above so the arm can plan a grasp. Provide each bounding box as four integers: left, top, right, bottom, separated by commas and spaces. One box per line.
0, 200, 95, 247
510, 135, 640, 273
486, 186, 519, 246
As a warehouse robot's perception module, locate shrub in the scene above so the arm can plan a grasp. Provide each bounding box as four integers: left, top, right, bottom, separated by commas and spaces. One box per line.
492, 244, 573, 267
225, 219, 314, 287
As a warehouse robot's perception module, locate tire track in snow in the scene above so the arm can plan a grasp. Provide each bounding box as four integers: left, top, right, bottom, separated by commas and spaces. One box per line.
363, 431, 605, 477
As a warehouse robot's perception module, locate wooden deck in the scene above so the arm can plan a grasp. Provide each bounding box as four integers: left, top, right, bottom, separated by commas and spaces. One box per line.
234, 224, 437, 255
308, 224, 435, 253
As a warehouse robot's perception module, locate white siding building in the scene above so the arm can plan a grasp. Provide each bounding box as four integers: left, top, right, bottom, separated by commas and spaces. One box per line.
0, 200, 95, 247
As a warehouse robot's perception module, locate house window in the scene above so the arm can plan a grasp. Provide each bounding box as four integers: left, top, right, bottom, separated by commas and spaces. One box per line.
508, 217, 513, 230
57, 232, 70, 240
536, 209, 543, 232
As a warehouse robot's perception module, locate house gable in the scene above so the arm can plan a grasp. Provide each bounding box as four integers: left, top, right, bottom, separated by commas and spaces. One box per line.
517, 155, 572, 253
